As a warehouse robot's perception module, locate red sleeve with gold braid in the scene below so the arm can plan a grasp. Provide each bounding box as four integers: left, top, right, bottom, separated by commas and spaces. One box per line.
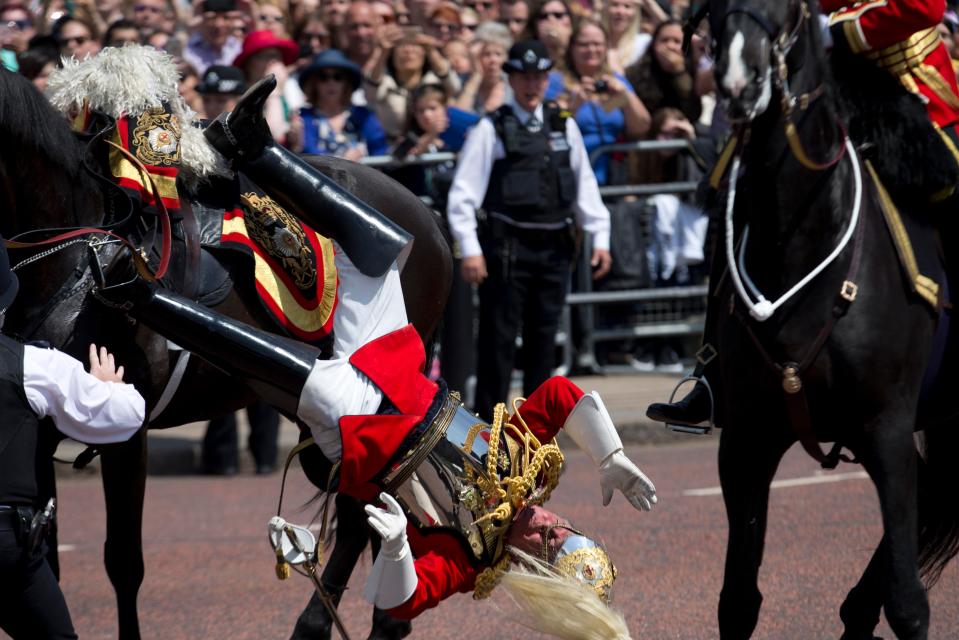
507, 376, 585, 443
824, 0, 945, 51
825, 0, 959, 128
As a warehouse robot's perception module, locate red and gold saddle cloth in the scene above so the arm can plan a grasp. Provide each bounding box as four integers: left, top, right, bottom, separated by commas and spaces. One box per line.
222, 175, 338, 343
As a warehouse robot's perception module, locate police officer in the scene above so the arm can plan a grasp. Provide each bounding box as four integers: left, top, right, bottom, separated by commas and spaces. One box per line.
0, 237, 145, 639
447, 39, 613, 420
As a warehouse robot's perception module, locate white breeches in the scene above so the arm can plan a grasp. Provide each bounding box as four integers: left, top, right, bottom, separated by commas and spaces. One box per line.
295, 243, 409, 461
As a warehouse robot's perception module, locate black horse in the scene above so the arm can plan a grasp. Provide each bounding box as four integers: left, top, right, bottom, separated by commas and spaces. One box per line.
703, 1, 959, 638
0, 66, 451, 639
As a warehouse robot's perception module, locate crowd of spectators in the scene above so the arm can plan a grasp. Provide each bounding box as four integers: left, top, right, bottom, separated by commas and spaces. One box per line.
7, 0, 959, 375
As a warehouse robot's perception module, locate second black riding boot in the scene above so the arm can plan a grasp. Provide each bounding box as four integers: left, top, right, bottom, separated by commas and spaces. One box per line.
203, 76, 412, 278
112, 281, 320, 417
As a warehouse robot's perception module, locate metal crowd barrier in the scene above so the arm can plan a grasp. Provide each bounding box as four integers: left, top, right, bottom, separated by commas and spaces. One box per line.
357, 139, 708, 376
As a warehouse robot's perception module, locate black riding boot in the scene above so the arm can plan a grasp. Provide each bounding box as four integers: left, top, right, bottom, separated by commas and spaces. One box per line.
646, 210, 726, 431
645, 348, 717, 429
102, 280, 320, 416
203, 76, 412, 278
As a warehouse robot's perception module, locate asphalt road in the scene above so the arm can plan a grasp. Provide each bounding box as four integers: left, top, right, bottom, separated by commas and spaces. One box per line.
28, 438, 959, 640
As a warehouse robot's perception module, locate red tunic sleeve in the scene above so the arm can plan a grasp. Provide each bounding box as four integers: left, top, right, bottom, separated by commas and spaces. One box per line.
825, 0, 945, 50
385, 528, 478, 620
507, 376, 584, 443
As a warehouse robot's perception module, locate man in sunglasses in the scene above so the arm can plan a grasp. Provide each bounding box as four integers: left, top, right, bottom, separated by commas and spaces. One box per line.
447, 40, 613, 423
0, 4, 35, 54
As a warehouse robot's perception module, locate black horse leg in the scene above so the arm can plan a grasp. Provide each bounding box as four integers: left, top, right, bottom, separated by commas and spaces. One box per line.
717, 423, 793, 640
855, 418, 928, 640
100, 429, 148, 640
839, 538, 886, 640
291, 493, 371, 640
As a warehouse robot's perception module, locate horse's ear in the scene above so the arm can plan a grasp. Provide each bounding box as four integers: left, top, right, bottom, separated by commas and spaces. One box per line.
684, 2, 712, 54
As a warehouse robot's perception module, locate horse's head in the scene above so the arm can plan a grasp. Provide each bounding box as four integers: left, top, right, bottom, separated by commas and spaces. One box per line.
709, 0, 819, 122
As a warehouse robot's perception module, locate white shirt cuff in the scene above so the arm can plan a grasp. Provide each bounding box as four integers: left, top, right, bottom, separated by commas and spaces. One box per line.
458, 233, 483, 258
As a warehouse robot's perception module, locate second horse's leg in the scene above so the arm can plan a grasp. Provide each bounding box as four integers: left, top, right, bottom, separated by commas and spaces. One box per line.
839, 539, 885, 640
100, 430, 148, 640
717, 422, 793, 640
855, 417, 928, 640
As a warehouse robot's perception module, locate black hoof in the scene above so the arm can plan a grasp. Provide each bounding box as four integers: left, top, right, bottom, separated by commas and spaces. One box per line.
367, 607, 411, 640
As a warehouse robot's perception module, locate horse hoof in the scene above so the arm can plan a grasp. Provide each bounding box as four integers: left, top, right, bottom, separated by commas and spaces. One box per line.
367, 608, 411, 640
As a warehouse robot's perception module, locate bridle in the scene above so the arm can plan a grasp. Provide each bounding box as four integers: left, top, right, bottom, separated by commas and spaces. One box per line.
709, 0, 845, 169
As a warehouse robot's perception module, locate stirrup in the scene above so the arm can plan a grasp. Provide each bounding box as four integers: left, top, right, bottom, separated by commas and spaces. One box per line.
664, 374, 715, 435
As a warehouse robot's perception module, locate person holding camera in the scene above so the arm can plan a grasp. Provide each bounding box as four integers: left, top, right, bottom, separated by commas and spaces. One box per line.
548, 18, 650, 185
0, 237, 145, 639
364, 21, 461, 140
447, 40, 613, 421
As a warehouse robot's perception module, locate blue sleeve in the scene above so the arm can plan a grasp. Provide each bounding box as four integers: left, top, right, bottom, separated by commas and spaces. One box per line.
358, 108, 389, 156
615, 72, 635, 94
441, 107, 481, 152
545, 71, 566, 101
299, 108, 320, 155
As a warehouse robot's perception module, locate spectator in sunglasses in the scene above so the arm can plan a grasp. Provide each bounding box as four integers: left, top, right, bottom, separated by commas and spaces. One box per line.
499, 0, 531, 40
53, 16, 101, 60
426, 2, 460, 47
255, 0, 290, 38
103, 18, 142, 47
291, 48, 388, 159
530, 0, 572, 64
295, 10, 330, 60
0, 4, 35, 53
458, 8, 480, 44
370, 0, 396, 26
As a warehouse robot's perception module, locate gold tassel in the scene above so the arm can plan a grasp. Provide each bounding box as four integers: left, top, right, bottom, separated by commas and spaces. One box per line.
275, 547, 290, 580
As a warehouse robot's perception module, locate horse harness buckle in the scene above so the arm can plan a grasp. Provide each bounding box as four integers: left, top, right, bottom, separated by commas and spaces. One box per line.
840, 280, 858, 302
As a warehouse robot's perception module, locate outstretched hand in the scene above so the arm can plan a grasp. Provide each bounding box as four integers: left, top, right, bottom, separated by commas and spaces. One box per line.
365, 493, 409, 558
599, 451, 657, 511
89, 344, 125, 383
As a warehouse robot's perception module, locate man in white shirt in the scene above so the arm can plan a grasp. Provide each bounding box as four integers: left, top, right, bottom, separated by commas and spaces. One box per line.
446, 39, 612, 420
0, 237, 144, 640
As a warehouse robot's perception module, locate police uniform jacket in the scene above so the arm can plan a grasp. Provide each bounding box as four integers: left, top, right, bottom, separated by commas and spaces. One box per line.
824, 0, 959, 128
447, 97, 611, 259
332, 324, 587, 619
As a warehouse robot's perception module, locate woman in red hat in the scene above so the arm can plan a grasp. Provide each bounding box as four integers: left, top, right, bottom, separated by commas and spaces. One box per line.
234, 28, 300, 144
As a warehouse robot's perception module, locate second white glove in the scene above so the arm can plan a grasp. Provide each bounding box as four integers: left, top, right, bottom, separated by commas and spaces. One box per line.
600, 451, 657, 511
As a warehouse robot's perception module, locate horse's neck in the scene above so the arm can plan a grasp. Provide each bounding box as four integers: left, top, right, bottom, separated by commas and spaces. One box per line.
739, 96, 853, 282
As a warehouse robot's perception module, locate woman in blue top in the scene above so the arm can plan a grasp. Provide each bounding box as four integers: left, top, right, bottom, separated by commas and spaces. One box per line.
545, 18, 650, 185
292, 48, 389, 160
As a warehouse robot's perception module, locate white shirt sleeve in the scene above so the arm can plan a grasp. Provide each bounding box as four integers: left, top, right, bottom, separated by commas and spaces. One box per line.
446, 118, 499, 258
23, 345, 146, 444
566, 117, 611, 252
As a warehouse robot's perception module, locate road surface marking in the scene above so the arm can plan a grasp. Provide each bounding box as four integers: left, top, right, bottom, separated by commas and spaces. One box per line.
683, 470, 870, 497
58, 544, 75, 552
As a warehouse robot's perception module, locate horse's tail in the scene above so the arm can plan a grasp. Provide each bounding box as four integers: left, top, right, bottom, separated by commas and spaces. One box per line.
917, 419, 959, 585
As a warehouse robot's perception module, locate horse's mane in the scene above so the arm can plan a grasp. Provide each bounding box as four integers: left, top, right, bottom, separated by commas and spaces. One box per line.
0, 67, 85, 182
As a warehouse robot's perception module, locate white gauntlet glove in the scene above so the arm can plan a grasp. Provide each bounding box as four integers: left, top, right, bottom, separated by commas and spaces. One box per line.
564, 391, 658, 511
363, 492, 417, 609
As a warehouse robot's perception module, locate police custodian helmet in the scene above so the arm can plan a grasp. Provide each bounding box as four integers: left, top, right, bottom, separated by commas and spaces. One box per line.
0, 235, 19, 314
502, 40, 554, 74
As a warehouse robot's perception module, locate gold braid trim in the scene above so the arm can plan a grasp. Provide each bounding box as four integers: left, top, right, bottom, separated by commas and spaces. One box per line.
468, 398, 565, 600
